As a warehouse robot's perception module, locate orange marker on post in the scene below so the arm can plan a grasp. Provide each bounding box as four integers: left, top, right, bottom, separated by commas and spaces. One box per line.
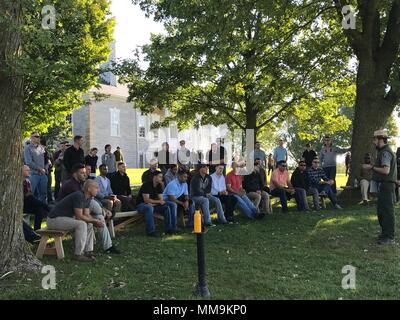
194, 210, 202, 234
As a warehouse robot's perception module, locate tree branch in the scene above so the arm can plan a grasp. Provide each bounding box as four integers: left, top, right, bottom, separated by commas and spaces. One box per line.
376, 0, 400, 81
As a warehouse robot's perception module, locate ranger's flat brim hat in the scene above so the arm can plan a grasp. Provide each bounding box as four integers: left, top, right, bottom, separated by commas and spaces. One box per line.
373, 129, 389, 138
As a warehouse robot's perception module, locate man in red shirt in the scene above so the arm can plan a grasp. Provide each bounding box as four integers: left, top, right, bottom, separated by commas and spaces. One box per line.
226, 162, 259, 219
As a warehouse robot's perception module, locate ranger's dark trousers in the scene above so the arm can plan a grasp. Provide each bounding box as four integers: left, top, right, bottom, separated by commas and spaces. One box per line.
377, 182, 396, 240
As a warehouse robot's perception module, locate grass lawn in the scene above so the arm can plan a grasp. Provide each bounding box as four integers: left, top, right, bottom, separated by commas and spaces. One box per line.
1, 197, 399, 299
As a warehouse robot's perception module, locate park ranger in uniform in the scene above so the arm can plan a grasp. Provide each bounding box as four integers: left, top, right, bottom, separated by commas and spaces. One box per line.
363, 129, 397, 245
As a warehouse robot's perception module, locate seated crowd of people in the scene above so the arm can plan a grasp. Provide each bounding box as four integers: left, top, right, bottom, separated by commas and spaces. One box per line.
22, 134, 345, 263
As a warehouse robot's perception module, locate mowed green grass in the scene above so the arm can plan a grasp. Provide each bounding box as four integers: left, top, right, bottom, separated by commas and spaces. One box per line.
1, 198, 399, 300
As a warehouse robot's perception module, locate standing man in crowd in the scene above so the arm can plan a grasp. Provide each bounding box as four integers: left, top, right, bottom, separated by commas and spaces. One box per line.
114, 146, 124, 163
40, 138, 54, 203
358, 153, 373, 205
319, 135, 350, 193
250, 141, 267, 168
62, 135, 84, 182
177, 140, 191, 172
273, 139, 288, 168
24, 132, 48, 203
102, 144, 117, 174
85, 147, 98, 178
362, 130, 397, 245
302, 143, 317, 169
267, 153, 274, 176
345, 151, 351, 176
158, 142, 175, 175
53, 141, 68, 200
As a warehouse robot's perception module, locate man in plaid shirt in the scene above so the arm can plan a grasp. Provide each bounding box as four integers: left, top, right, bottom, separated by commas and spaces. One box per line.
307, 158, 343, 210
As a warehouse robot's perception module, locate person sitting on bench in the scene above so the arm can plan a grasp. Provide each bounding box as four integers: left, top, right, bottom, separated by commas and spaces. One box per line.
226, 162, 259, 220
290, 160, 319, 211
141, 158, 159, 184
57, 163, 86, 201
190, 164, 228, 227
307, 157, 343, 210
136, 171, 174, 236
109, 162, 136, 211
269, 160, 301, 213
163, 169, 195, 229
95, 164, 122, 215
23, 165, 48, 231
46, 180, 106, 262
210, 164, 238, 222
243, 164, 270, 215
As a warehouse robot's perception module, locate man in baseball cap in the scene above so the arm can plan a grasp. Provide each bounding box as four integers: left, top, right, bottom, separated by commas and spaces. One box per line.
362, 129, 396, 245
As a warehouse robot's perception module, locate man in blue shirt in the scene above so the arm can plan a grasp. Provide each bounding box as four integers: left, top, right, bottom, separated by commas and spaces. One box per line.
307, 158, 343, 210
163, 170, 195, 229
273, 139, 288, 168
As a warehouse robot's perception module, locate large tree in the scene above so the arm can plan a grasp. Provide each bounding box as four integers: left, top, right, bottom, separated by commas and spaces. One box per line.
331, 0, 400, 184
0, 0, 114, 273
0, 0, 41, 273
118, 0, 352, 139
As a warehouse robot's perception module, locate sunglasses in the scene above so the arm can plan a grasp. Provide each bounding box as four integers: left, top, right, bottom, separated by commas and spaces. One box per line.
33, 135, 40, 138
299, 164, 306, 166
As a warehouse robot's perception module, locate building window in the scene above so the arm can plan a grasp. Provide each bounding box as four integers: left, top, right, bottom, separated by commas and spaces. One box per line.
110, 107, 120, 137
139, 127, 146, 138
66, 114, 72, 124
152, 129, 159, 139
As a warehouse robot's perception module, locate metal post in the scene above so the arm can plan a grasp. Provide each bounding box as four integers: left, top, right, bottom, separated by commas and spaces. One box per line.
193, 208, 210, 298
194, 232, 210, 298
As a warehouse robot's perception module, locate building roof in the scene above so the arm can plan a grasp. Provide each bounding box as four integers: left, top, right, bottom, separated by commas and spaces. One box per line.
88, 84, 130, 100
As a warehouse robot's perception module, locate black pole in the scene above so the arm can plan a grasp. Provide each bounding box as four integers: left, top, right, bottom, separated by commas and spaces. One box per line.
194, 232, 210, 297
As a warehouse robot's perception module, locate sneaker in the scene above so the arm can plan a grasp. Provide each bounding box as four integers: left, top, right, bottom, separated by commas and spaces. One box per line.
84, 251, 96, 259
147, 232, 157, 237
377, 238, 395, 245
204, 223, 216, 228
28, 234, 42, 244
73, 254, 94, 262
334, 204, 343, 210
255, 212, 266, 219
105, 246, 121, 254
226, 216, 235, 223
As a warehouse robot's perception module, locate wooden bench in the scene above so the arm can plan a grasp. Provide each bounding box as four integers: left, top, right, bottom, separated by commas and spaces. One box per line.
110, 211, 166, 237
36, 228, 69, 260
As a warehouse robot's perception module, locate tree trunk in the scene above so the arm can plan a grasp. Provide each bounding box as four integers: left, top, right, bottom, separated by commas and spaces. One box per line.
339, 59, 395, 201
245, 104, 258, 142
0, 0, 42, 273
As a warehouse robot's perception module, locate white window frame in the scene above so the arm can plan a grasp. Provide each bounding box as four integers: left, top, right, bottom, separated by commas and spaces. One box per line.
110, 107, 121, 137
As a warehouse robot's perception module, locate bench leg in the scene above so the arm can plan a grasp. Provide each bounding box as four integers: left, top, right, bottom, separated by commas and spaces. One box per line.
321, 197, 326, 209
108, 219, 115, 238
54, 236, 65, 259
36, 235, 49, 259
